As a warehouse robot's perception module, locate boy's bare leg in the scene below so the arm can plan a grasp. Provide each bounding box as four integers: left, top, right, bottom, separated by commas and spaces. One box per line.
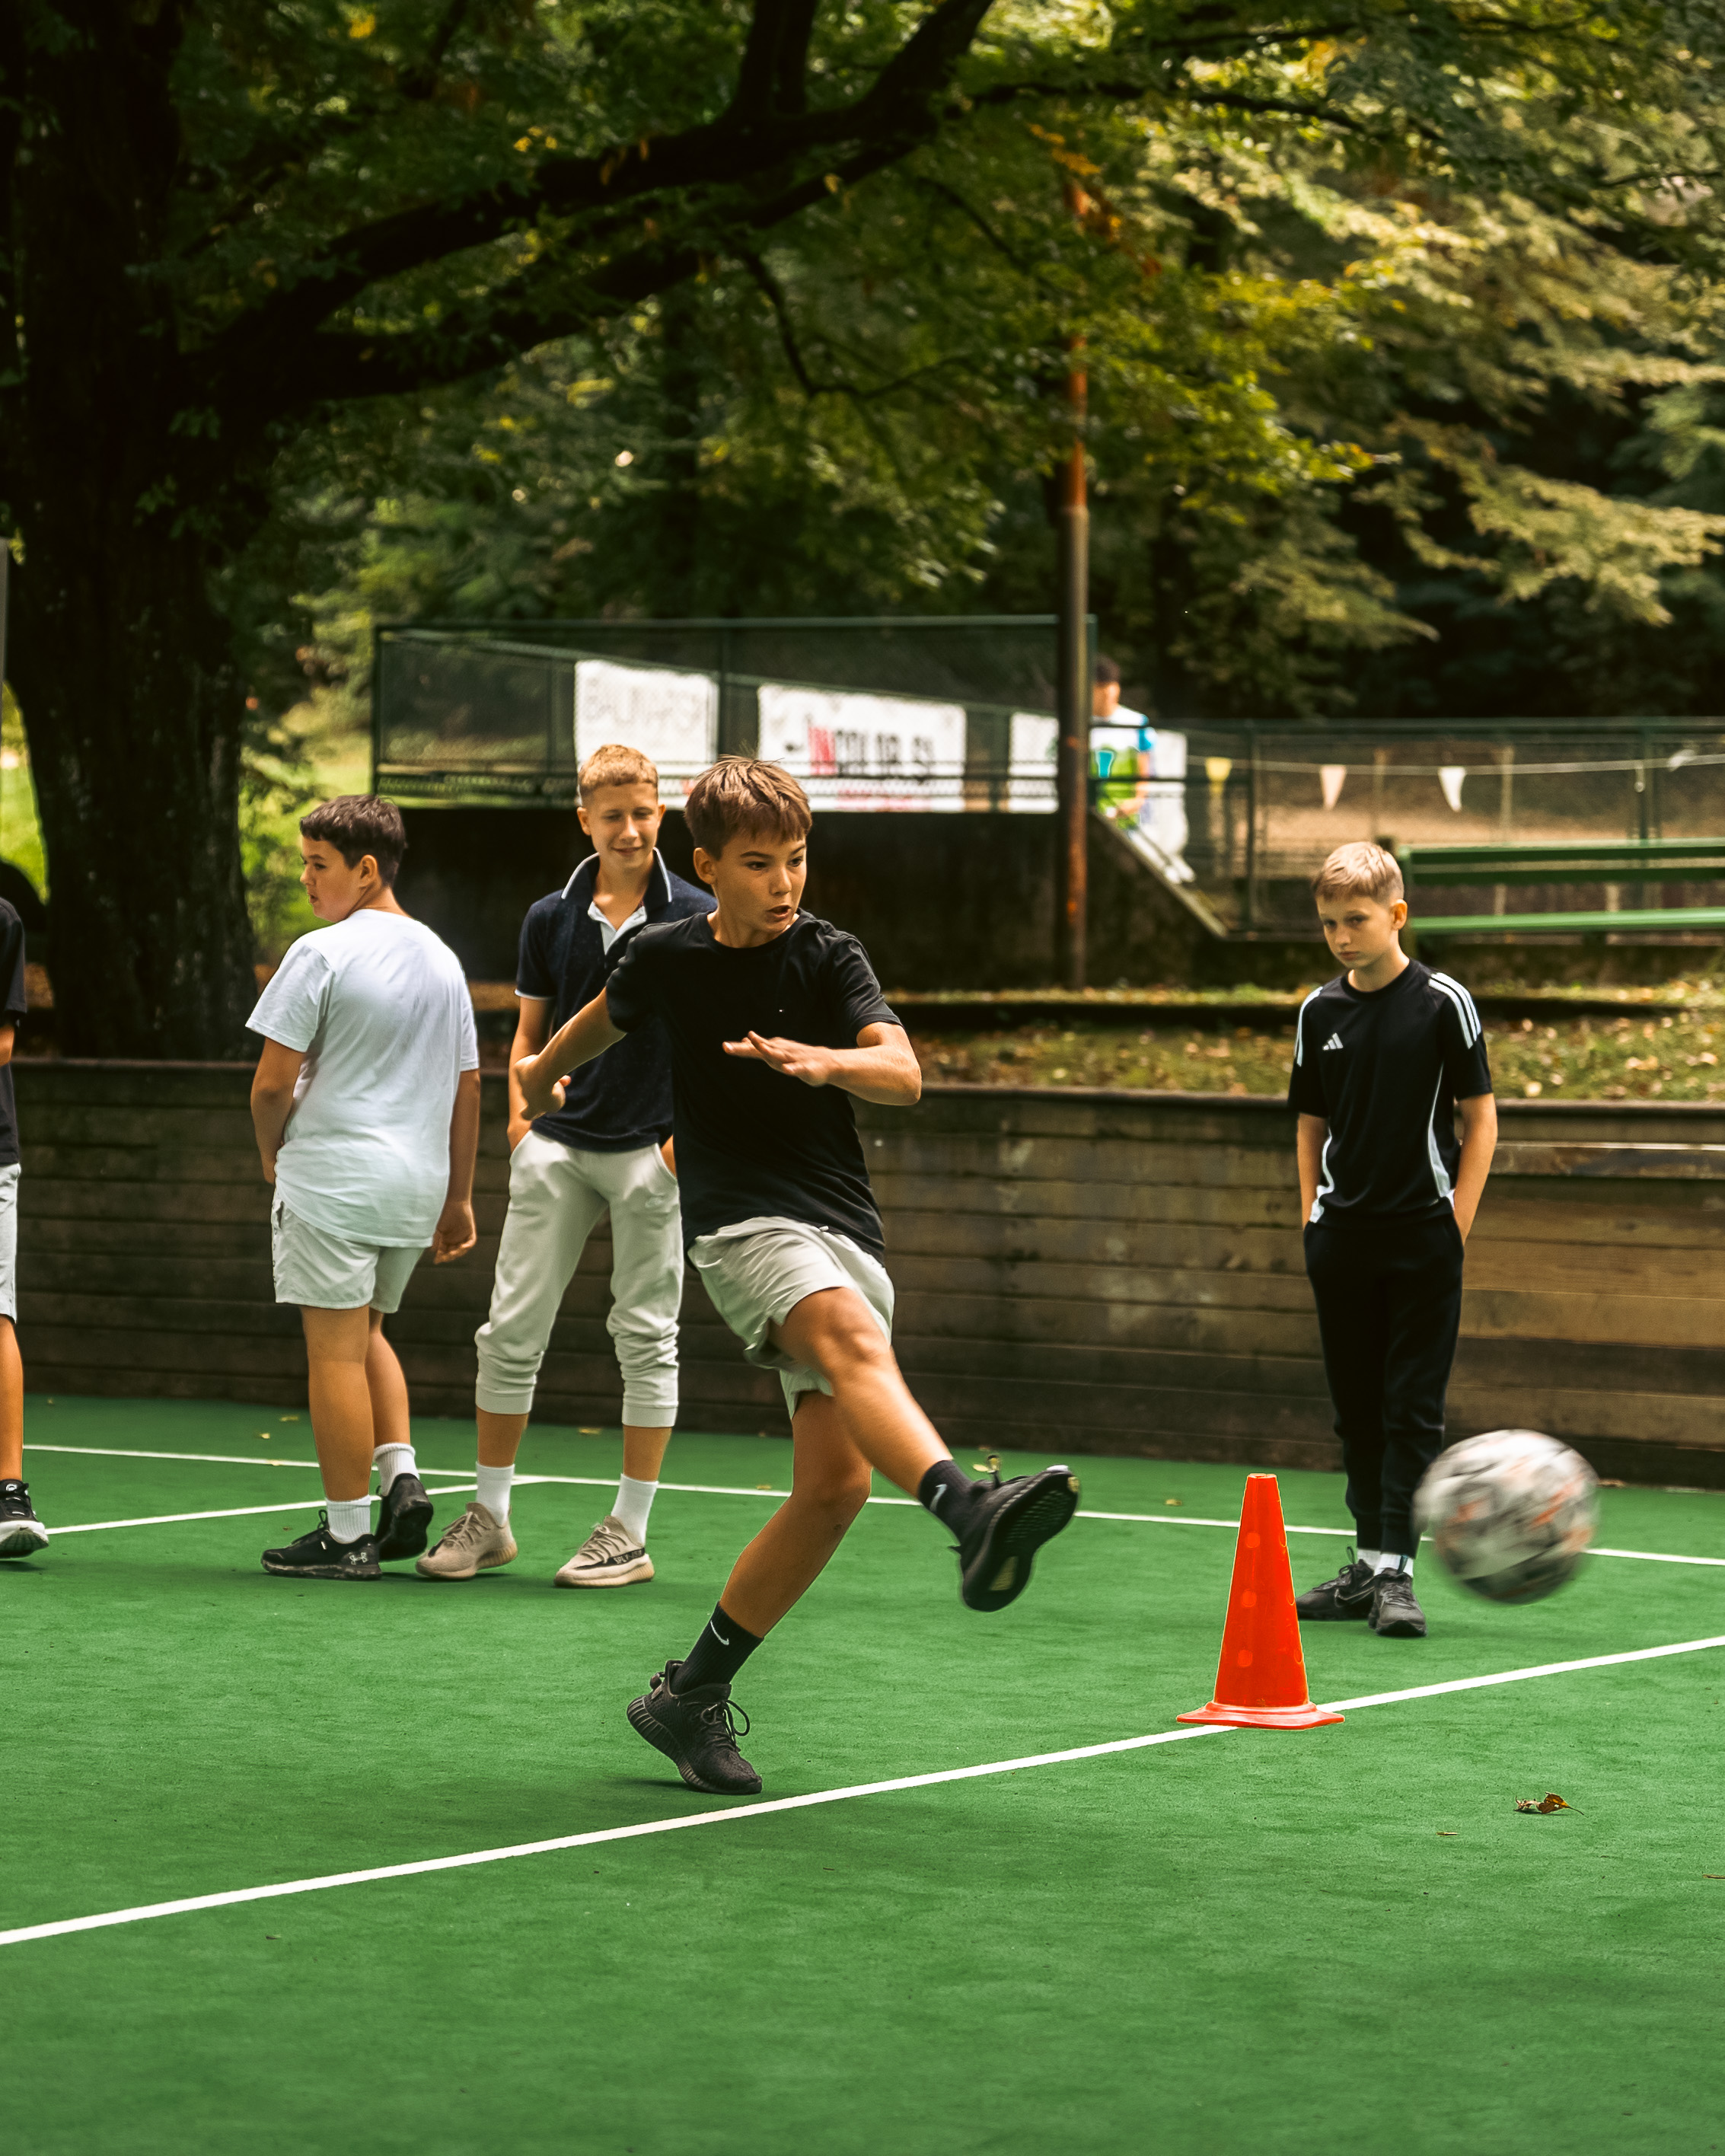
473, 1413, 672, 1478
301, 1304, 377, 1501
769, 1287, 948, 1495
716, 1392, 873, 1636
0, 1318, 23, 1481
365, 1310, 411, 1451
622, 1424, 674, 1481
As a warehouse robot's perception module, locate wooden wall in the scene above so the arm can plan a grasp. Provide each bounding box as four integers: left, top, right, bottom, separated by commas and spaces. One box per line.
16, 1064, 1725, 1487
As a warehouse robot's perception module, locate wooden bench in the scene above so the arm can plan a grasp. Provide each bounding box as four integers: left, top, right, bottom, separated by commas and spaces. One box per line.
1397, 837, 1725, 938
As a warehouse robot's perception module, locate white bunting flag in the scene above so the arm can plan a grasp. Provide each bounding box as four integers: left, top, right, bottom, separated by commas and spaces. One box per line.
1320, 764, 1347, 811
1439, 765, 1467, 813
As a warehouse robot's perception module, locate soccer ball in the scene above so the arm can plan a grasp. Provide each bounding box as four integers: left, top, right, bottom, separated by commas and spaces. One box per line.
1414, 1430, 1599, 1604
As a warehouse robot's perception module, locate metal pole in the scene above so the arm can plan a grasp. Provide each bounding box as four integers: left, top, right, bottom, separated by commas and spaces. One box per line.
1244, 725, 1259, 930
1494, 744, 1513, 914
1054, 343, 1089, 990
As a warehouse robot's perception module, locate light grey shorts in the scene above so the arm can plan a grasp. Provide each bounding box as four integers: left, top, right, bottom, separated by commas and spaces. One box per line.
0, 1161, 18, 1322
271, 1199, 425, 1314
690, 1215, 894, 1420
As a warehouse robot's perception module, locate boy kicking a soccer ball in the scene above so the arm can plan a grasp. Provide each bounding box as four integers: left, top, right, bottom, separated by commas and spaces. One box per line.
517, 757, 1079, 1795
418, 743, 708, 1586
1290, 844, 1497, 1639
250, 797, 480, 1579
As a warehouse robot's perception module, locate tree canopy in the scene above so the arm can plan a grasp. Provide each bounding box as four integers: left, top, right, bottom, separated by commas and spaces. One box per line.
6, 3, 1725, 1047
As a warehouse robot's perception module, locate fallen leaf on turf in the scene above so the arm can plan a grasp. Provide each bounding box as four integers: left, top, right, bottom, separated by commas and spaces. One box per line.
1164, 1498, 1181, 1507
1515, 1794, 1574, 1813
1599, 1478, 1627, 1488
1436, 1831, 1456, 1837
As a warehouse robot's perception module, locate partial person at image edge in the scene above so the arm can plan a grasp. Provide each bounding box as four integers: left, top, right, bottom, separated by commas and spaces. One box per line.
0, 897, 45, 1559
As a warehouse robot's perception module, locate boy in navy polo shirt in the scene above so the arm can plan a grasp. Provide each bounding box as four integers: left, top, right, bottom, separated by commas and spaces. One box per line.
417, 745, 708, 1587
516, 757, 1079, 1796
1289, 843, 1497, 1639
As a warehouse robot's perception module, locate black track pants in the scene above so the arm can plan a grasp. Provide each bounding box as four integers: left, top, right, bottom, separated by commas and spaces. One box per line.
1303, 1212, 1465, 1560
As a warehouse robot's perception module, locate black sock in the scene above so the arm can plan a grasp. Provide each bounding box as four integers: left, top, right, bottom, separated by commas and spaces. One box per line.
918, 1459, 981, 1537
672, 1603, 764, 1693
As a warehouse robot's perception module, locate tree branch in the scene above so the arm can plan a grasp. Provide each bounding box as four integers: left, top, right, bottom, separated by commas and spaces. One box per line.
196, 0, 996, 423
735, 0, 821, 122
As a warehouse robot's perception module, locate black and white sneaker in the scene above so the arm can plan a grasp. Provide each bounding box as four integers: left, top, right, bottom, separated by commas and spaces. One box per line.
0, 1479, 49, 1558
1370, 1567, 1427, 1638
261, 1512, 381, 1580
1295, 1548, 1376, 1621
955, 1464, 1081, 1612
626, 1663, 762, 1796
374, 1472, 434, 1561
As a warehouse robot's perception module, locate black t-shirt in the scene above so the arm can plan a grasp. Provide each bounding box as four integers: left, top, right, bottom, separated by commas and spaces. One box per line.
0, 902, 25, 1169
1287, 960, 1493, 1227
603, 911, 901, 1255
516, 852, 709, 1153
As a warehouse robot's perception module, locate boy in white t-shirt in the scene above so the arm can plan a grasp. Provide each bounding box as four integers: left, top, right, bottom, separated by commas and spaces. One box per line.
248, 796, 481, 1580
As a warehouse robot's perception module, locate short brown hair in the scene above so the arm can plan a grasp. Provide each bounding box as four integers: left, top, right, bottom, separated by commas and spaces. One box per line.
579, 742, 659, 799
684, 757, 812, 856
300, 795, 407, 887
1312, 841, 1404, 905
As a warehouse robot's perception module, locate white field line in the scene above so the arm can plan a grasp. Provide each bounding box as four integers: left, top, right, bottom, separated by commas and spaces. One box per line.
4, 1631, 1721, 1952
47, 1487, 477, 1536
28, 1442, 1725, 1571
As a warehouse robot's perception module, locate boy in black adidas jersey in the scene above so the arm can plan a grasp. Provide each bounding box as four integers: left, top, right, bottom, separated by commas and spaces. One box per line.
516, 757, 1079, 1794
1288, 843, 1497, 1639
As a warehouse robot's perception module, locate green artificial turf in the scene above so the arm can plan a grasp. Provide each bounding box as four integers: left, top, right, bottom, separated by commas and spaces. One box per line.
5, 1398, 1724, 2156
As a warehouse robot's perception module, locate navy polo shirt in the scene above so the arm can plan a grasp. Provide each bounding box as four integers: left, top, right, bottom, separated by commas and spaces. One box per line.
516, 852, 709, 1153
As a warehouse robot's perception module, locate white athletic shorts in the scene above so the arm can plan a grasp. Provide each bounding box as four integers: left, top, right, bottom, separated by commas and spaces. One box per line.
690, 1215, 894, 1421
271, 1198, 425, 1314
0, 1162, 18, 1322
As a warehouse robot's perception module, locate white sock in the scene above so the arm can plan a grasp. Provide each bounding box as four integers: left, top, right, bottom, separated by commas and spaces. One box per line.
327, 1495, 372, 1543
475, 1463, 515, 1523
1373, 1551, 1414, 1577
1357, 1548, 1382, 1569
374, 1443, 417, 1494
614, 1474, 658, 1545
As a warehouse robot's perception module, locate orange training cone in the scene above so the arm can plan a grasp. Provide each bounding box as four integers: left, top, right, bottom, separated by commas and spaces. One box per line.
1177, 1474, 1344, 1730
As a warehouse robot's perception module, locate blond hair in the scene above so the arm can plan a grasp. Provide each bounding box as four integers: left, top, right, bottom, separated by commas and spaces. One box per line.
684, 757, 812, 856
579, 742, 659, 799
1312, 841, 1404, 904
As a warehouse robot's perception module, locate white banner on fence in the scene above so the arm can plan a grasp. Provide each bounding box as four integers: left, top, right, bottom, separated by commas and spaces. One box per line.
757, 687, 966, 811
1008, 712, 1058, 812
575, 661, 718, 796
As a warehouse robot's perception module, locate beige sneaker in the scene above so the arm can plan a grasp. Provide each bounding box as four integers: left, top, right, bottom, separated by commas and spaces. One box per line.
554, 1514, 655, 1589
415, 1501, 518, 1580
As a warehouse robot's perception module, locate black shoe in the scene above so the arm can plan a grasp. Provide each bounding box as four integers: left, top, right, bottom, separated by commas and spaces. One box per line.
1370, 1566, 1427, 1638
1295, 1547, 1376, 1621
626, 1662, 762, 1796
0, 1478, 49, 1558
261, 1512, 381, 1580
375, 1472, 433, 1561
955, 1464, 1081, 1612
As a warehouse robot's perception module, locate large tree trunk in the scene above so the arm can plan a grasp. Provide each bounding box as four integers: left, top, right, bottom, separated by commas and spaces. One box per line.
5, 2, 257, 1058
8, 529, 257, 1060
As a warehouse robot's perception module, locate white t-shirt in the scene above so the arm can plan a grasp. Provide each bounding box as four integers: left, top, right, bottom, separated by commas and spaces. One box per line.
248, 910, 480, 1246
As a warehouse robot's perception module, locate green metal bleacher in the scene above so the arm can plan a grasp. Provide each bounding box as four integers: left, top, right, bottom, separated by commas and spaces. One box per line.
1398, 837, 1725, 939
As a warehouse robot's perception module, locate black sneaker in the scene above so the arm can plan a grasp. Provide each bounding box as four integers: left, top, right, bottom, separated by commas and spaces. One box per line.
626, 1662, 762, 1796
955, 1464, 1081, 1612
261, 1512, 381, 1580
375, 1473, 433, 1561
1370, 1566, 1427, 1638
0, 1479, 49, 1558
1295, 1547, 1376, 1621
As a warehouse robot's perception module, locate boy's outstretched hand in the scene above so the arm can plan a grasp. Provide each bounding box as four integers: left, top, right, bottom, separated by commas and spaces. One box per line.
724, 1032, 834, 1087
432, 1196, 477, 1265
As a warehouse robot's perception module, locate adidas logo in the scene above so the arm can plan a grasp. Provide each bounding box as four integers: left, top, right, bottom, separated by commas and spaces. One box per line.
1322, 1032, 1344, 1051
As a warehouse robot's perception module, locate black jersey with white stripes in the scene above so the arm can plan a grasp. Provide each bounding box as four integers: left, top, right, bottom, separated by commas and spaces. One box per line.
1287, 960, 1493, 1226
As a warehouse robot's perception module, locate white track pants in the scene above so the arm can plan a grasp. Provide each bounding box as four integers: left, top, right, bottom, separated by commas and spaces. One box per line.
474, 1130, 684, 1424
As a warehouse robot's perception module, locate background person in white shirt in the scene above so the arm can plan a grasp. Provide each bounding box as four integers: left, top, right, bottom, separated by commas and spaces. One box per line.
247, 796, 481, 1581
